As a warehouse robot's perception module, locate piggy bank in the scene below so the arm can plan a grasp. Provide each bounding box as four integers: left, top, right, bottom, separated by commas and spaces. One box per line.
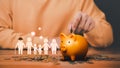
60, 33, 88, 61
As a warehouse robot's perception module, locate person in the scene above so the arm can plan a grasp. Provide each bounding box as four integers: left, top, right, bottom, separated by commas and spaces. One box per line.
38, 44, 43, 55
33, 44, 38, 55
50, 39, 59, 55
26, 37, 33, 55
0, 0, 113, 49
15, 37, 25, 55
43, 38, 50, 55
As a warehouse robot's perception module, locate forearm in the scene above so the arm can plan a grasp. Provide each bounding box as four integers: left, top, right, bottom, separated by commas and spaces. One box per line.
84, 19, 113, 48
81, 0, 113, 48
0, 29, 23, 49
0, 29, 36, 49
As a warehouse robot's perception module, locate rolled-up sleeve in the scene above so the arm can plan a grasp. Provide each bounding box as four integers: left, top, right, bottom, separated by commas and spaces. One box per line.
81, 0, 113, 47
0, 0, 22, 49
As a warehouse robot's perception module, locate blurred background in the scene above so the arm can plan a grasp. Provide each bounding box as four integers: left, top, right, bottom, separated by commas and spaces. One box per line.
94, 0, 120, 52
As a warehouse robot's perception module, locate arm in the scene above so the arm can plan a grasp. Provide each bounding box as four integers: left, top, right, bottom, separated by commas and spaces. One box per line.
15, 43, 18, 49
81, 0, 113, 47
0, 0, 20, 48
0, 0, 32, 49
56, 44, 59, 49
23, 43, 26, 48
48, 44, 51, 48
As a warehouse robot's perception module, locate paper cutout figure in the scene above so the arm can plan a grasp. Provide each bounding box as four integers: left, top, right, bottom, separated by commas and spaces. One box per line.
15, 37, 25, 55
50, 39, 59, 55
43, 38, 50, 55
33, 44, 38, 55
38, 44, 43, 55
26, 37, 33, 55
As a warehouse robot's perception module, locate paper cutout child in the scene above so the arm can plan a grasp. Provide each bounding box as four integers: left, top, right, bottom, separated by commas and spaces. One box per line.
33, 44, 38, 55
50, 39, 59, 55
38, 44, 43, 55
15, 37, 25, 55
26, 37, 33, 55
43, 38, 50, 55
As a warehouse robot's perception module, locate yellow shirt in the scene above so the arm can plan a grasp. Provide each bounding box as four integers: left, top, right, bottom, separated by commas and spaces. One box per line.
0, 0, 113, 48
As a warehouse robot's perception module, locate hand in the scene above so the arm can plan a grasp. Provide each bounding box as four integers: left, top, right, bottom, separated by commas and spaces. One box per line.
69, 12, 95, 34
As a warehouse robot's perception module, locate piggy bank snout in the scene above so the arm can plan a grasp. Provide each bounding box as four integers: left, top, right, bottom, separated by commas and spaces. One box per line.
60, 45, 67, 52
61, 45, 65, 48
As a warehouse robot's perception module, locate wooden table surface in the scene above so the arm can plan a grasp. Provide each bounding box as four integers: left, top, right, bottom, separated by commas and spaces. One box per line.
0, 48, 120, 68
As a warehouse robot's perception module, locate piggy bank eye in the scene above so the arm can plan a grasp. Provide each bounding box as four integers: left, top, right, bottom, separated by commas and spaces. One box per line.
68, 41, 70, 43
61, 41, 63, 43
67, 40, 71, 44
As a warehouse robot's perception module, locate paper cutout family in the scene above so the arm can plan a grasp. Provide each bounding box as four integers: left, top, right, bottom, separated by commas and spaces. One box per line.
15, 37, 59, 55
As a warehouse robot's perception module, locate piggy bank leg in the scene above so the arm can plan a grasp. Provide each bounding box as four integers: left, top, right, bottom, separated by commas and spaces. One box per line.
71, 56, 75, 61
61, 55, 65, 61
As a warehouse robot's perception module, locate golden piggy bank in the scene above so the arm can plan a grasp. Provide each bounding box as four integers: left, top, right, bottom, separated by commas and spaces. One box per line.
60, 33, 88, 61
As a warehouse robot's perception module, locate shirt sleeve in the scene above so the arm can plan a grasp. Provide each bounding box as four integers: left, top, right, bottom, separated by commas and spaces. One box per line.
0, 0, 26, 49
81, 0, 113, 47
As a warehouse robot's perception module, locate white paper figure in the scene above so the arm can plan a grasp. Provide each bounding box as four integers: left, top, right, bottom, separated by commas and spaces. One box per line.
50, 39, 59, 55
33, 44, 38, 55
15, 37, 25, 55
43, 38, 50, 55
38, 44, 43, 55
26, 37, 33, 55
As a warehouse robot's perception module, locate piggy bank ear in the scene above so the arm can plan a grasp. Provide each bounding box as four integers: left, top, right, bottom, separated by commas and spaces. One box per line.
60, 33, 66, 39
69, 34, 76, 41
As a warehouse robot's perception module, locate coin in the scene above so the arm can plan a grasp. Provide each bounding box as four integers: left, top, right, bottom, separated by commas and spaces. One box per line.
86, 61, 94, 64
4, 57, 11, 60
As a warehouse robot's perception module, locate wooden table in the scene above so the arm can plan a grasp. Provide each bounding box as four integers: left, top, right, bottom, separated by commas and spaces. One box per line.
0, 48, 120, 68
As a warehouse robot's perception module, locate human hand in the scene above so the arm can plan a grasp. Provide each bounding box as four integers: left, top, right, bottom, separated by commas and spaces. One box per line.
69, 12, 95, 34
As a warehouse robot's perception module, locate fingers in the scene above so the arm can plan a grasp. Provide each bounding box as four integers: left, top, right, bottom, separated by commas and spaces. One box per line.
87, 20, 95, 32
71, 12, 82, 33
83, 17, 93, 33
70, 12, 95, 34
77, 13, 88, 33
